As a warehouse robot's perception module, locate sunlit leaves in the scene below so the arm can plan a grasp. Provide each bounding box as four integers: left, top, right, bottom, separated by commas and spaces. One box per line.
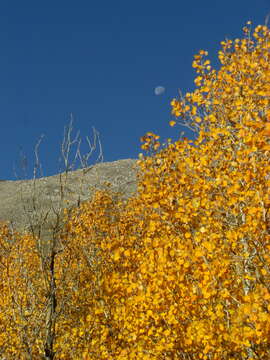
2, 19, 270, 360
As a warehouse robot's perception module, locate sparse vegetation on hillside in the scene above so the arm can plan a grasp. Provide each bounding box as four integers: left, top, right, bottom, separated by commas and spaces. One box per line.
1, 20, 270, 359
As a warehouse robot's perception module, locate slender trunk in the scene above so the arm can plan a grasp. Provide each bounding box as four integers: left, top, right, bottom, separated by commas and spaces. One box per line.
44, 248, 57, 360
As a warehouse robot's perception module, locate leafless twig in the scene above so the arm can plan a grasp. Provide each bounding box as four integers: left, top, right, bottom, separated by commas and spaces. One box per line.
8, 115, 104, 359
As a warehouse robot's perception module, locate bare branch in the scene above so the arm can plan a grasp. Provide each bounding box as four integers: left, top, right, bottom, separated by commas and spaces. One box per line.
58, 114, 103, 176
33, 134, 45, 180
8, 115, 104, 359
59, 113, 81, 174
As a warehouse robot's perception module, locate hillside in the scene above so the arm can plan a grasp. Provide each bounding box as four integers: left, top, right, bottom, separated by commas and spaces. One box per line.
0, 158, 139, 240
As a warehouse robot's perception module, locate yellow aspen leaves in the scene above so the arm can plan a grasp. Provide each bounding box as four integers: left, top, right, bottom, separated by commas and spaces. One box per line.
113, 250, 121, 261
199, 226, 207, 233
3, 20, 270, 360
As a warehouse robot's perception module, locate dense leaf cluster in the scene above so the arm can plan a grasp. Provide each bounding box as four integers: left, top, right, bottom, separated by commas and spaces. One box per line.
1, 21, 270, 359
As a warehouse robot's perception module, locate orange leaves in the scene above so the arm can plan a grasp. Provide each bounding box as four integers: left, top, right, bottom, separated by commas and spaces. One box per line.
4, 20, 270, 360
148, 220, 157, 233
140, 132, 161, 154
170, 98, 183, 117
261, 122, 270, 136
169, 21, 270, 145
0, 227, 46, 358
113, 248, 122, 261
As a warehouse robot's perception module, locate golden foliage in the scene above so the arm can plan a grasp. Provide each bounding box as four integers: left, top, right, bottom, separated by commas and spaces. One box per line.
1, 20, 270, 359
0, 224, 46, 358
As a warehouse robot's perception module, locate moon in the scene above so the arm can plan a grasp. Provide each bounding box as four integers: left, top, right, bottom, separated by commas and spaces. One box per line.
154, 86, 165, 95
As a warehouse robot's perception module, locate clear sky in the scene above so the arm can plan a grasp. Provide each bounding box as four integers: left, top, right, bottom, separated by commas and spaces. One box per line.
1, 0, 269, 180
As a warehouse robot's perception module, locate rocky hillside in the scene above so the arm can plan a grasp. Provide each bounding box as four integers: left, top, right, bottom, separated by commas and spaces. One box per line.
0, 158, 139, 240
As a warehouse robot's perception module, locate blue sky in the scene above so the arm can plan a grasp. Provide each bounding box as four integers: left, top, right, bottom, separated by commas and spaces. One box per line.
0, 0, 269, 180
